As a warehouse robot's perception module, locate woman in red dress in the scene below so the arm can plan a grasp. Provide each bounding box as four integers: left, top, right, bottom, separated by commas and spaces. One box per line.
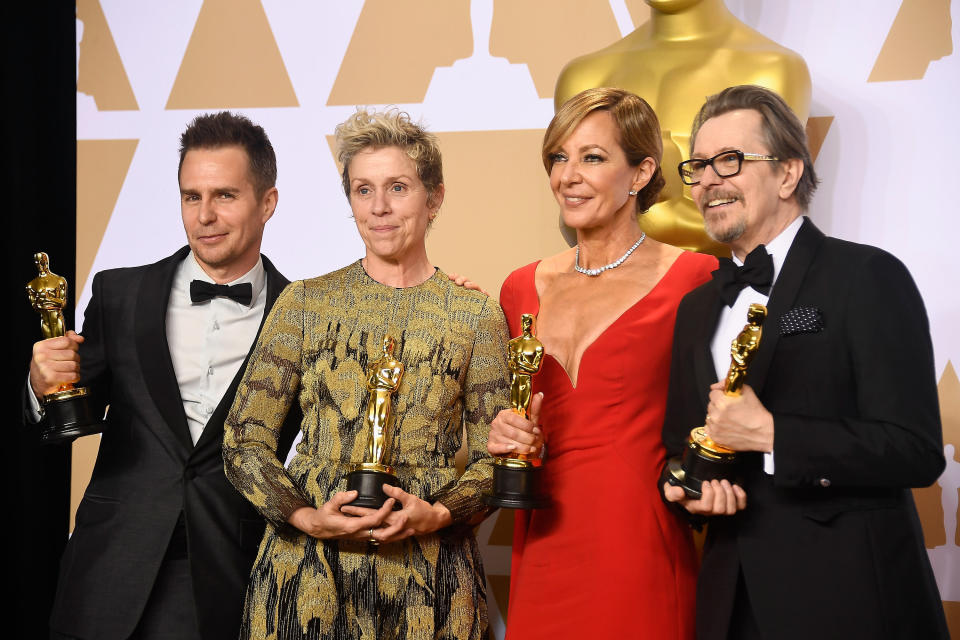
489, 88, 717, 638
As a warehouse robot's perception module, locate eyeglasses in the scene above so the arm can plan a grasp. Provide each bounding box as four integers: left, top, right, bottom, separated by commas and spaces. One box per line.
677, 150, 778, 186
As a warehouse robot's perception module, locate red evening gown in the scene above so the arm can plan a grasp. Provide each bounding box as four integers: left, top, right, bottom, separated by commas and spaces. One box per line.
498, 251, 717, 639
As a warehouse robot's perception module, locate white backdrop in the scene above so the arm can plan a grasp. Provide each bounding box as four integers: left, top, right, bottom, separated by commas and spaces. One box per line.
75, 0, 960, 635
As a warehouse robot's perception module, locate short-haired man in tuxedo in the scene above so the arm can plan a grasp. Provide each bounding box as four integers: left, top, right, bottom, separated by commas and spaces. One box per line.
27, 112, 299, 640
661, 85, 948, 640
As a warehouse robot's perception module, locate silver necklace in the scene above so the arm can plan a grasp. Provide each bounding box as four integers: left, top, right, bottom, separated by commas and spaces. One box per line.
574, 232, 646, 276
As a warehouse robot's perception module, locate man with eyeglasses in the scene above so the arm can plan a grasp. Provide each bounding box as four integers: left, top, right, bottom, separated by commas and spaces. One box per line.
660, 85, 947, 640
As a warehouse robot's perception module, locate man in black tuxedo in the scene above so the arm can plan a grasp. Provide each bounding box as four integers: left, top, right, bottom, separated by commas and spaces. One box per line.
661, 85, 948, 639
27, 112, 299, 640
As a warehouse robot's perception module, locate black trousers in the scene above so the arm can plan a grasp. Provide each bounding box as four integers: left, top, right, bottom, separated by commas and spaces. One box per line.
53, 517, 202, 640
727, 567, 763, 640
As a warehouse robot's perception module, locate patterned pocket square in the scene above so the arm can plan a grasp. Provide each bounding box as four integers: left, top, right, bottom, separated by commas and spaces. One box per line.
779, 306, 824, 336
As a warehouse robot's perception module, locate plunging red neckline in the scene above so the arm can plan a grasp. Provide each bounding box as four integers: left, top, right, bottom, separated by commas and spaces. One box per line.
528, 252, 688, 389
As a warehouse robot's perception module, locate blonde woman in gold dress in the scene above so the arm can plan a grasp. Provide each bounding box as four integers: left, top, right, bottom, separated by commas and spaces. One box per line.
224, 109, 510, 640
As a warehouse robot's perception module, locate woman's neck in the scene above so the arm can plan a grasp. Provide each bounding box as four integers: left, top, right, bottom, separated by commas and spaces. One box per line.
575, 215, 646, 270
362, 251, 435, 288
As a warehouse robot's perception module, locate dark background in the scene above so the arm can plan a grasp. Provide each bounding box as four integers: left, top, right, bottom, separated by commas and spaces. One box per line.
5, 3, 76, 637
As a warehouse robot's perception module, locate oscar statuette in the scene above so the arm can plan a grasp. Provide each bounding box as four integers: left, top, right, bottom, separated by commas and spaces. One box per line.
485, 314, 549, 509
346, 335, 404, 510
667, 303, 767, 499
26, 252, 102, 443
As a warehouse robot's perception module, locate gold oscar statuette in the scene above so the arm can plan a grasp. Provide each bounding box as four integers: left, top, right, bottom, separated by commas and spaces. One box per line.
485, 314, 549, 509
25, 252, 102, 443
346, 335, 404, 509
668, 303, 767, 498
554, 0, 811, 257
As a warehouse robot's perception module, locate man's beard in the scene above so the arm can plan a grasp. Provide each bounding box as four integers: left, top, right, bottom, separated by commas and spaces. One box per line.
700, 189, 745, 244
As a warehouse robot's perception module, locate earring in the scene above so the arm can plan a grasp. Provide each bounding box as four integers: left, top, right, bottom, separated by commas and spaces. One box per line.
628, 190, 639, 196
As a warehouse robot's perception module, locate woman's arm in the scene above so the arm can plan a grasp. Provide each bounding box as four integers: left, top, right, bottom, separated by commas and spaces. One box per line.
223, 282, 312, 527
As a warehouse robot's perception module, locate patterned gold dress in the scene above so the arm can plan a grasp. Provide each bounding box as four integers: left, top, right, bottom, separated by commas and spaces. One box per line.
224, 261, 510, 640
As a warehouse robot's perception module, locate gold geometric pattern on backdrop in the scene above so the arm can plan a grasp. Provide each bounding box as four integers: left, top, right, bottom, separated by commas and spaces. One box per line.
488, 574, 511, 624
805, 116, 834, 163
427, 130, 570, 296
327, 0, 472, 106
487, 508, 515, 547
489, 0, 624, 98
76, 0, 139, 110
914, 362, 960, 549
76, 139, 139, 299
326, 129, 568, 296
166, 0, 298, 109
944, 601, 960, 638
868, 0, 954, 82
624, 0, 652, 29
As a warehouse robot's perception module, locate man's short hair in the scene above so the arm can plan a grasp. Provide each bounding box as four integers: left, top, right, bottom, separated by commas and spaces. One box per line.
178, 111, 277, 198
690, 85, 818, 210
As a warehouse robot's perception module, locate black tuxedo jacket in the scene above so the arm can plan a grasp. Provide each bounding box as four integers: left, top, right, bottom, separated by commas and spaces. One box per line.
39, 247, 299, 640
662, 219, 948, 639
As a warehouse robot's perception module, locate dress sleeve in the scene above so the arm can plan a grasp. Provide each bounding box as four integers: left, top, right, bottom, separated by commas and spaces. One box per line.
432, 297, 511, 524
224, 281, 311, 526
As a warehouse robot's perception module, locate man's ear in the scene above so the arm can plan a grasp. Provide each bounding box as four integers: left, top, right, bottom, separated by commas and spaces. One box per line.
261, 186, 279, 222
778, 158, 803, 200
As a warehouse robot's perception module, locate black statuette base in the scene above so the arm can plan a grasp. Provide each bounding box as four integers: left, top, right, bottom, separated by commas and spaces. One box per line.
485, 463, 549, 510
666, 442, 740, 500
41, 391, 102, 445
345, 469, 402, 510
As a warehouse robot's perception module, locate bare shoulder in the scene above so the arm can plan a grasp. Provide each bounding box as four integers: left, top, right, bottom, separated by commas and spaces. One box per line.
537, 246, 577, 276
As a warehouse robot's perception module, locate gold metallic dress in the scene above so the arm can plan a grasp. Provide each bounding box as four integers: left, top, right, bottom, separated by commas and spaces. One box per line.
224, 262, 510, 640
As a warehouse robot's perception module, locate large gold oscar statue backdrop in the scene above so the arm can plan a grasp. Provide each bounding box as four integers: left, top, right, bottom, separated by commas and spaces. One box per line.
555, 0, 811, 255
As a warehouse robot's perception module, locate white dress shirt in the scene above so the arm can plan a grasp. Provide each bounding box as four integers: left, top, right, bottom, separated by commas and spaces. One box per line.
710, 215, 803, 475
167, 253, 267, 445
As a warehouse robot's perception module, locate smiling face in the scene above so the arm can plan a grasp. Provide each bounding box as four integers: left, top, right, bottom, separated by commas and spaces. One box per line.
348, 146, 441, 268
179, 145, 277, 283
691, 109, 801, 257
548, 110, 651, 232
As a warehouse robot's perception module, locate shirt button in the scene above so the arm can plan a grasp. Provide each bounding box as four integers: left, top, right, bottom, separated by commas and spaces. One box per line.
819, 477, 831, 488
207, 366, 214, 376
212, 320, 220, 331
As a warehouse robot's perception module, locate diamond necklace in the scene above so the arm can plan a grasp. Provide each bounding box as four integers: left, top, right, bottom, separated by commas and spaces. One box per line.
574, 232, 646, 276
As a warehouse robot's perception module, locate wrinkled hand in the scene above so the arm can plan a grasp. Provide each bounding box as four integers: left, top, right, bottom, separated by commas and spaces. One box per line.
705, 382, 774, 452
663, 479, 747, 516
30, 331, 84, 399
487, 392, 544, 457
447, 273, 488, 296
288, 491, 396, 540
340, 484, 453, 544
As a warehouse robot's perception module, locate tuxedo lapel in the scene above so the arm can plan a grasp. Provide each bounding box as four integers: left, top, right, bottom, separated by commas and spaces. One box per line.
692, 286, 725, 411
749, 217, 825, 396
192, 254, 290, 453
135, 246, 194, 452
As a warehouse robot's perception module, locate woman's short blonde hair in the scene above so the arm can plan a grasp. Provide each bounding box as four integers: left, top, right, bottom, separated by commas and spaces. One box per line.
542, 88, 665, 213
334, 107, 443, 204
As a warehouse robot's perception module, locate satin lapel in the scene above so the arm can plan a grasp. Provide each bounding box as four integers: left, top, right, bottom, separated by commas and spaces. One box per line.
193, 255, 290, 453
135, 246, 193, 452
693, 287, 725, 411
748, 218, 826, 396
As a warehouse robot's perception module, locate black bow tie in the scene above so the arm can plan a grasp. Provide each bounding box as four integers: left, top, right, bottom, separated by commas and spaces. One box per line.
712, 245, 773, 307
189, 280, 253, 306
